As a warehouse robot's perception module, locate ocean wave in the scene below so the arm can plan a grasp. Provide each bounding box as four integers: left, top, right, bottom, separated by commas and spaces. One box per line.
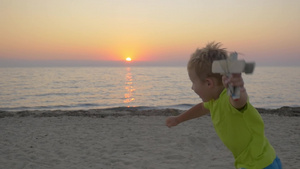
0, 103, 195, 112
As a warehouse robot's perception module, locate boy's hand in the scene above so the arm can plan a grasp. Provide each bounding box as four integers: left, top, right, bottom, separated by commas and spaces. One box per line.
222, 73, 246, 93
222, 73, 248, 109
166, 116, 180, 128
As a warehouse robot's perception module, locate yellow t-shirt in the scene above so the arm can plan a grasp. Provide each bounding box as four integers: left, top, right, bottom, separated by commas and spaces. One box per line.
204, 89, 276, 169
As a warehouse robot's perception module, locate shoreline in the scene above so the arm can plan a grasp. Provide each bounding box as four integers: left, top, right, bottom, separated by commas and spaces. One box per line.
0, 106, 299, 118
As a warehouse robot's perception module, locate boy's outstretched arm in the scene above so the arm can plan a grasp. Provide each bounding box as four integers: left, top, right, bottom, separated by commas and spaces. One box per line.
223, 73, 248, 110
166, 102, 209, 128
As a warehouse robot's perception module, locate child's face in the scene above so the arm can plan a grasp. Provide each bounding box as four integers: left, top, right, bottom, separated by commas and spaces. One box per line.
188, 70, 211, 102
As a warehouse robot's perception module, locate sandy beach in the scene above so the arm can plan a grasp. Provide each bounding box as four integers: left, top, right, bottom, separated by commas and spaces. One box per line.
0, 107, 299, 169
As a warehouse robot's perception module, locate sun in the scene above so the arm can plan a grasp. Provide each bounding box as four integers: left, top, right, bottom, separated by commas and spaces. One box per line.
125, 57, 132, 62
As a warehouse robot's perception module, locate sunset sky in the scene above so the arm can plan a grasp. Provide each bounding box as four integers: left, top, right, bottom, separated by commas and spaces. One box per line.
1, 0, 299, 66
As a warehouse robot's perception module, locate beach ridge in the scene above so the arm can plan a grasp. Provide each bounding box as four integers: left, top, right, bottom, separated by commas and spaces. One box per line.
1, 106, 299, 118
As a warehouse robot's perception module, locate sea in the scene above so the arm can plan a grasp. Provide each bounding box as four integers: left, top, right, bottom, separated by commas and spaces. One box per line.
0, 66, 299, 111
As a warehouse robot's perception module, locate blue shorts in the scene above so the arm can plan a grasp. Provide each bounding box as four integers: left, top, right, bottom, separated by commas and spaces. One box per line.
264, 156, 282, 169
242, 156, 282, 169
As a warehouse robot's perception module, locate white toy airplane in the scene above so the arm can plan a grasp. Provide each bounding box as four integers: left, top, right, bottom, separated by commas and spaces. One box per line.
212, 52, 255, 100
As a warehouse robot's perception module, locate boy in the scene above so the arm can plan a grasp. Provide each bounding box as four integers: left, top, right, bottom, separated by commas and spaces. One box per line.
165, 42, 282, 169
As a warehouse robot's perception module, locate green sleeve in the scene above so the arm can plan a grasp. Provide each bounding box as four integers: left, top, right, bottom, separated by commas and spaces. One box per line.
203, 101, 211, 110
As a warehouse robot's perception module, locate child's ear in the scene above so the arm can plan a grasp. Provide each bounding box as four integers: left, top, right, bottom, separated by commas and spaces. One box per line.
206, 78, 214, 87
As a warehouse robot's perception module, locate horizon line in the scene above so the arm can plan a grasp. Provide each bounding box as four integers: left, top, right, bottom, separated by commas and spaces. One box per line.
0, 59, 299, 67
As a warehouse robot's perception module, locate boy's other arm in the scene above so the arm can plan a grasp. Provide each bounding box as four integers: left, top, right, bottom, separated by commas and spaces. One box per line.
166, 102, 209, 128
223, 74, 248, 109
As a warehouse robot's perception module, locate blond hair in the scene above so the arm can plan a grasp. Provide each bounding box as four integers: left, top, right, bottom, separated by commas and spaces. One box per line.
187, 42, 228, 85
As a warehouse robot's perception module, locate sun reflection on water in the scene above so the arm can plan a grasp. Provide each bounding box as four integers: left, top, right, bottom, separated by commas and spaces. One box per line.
124, 67, 136, 106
